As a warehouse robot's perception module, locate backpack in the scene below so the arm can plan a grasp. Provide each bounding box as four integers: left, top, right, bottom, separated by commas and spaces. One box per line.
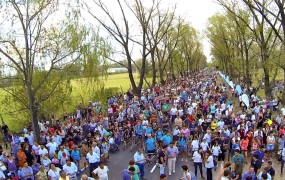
190, 171, 197, 180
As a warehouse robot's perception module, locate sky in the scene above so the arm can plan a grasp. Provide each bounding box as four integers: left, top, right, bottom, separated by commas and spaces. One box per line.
82, 0, 223, 62
174, 0, 223, 61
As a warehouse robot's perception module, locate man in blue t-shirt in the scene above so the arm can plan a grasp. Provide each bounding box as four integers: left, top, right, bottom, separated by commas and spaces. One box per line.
145, 135, 156, 153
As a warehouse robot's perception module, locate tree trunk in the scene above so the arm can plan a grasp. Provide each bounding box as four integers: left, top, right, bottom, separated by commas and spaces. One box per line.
27, 91, 40, 141
263, 67, 271, 99
282, 68, 285, 105
158, 63, 165, 85
245, 49, 251, 89
151, 51, 156, 88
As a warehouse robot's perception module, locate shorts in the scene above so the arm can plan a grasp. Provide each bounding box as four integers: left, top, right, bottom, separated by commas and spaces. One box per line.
147, 150, 155, 154
179, 146, 186, 152
266, 144, 275, 151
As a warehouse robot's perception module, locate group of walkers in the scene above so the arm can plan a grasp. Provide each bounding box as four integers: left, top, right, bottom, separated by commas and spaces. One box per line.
0, 69, 285, 180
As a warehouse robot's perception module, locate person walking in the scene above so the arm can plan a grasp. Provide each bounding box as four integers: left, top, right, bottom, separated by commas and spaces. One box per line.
179, 165, 191, 180
158, 145, 167, 175
232, 149, 245, 175
134, 148, 146, 179
205, 150, 214, 180
167, 142, 178, 176
93, 161, 109, 180
193, 147, 204, 179
86, 148, 100, 177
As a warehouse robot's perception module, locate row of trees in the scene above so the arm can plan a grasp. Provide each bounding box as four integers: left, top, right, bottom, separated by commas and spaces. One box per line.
87, 0, 206, 94
208, 0, 285, 103
0, 0, 205, 139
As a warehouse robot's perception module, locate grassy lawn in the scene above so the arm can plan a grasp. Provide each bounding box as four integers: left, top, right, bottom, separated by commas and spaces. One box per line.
252, 69, 284, 98
0, 73, 145, 132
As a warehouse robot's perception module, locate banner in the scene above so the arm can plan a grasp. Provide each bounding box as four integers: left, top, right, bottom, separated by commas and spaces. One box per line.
228, 81, 234, 89
235, 85, 242, 95
241, 94, 250, 107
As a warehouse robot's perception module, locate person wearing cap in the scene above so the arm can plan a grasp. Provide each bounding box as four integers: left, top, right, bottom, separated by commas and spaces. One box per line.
62, 159, 78, 180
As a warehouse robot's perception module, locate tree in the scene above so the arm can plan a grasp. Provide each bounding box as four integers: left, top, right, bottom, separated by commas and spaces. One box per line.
241, 0, 285, 103
84, 0, 176, 95
0, 0, 103, 139
216, 0, 279, 98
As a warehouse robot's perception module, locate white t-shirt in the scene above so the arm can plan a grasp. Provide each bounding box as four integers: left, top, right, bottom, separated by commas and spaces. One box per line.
48, 167, 61, 180
281, 108, 285, 116
39, 148, 48, 157
93, 166, 109, 180
212, 146, 221, 156
188, 107, 194, 115
63, 162, 78, 177
191, 140, 199, 150
46, 142, 58, 155
193, 151, 202, 163
32, 145, 41, 155
200, 142, 208, 151
170, 108, 177, 115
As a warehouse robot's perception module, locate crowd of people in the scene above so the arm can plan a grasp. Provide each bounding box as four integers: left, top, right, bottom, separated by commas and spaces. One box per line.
0, 69, 285, 180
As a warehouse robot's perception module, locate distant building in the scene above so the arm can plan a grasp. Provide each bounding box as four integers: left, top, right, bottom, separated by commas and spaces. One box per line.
107, 67, 128, 74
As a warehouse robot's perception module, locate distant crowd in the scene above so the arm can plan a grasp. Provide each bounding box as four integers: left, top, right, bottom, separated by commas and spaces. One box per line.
0, 69, 285, 180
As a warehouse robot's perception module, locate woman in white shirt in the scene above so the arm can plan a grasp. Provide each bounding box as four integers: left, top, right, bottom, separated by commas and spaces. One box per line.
48, 163, 61, 180
205, 150, 214, 180
211, 141, 221, 170
200, 139, 209, 153
191, 137, 199, 152
192, 147, 204, 178
173, 126, 180, 142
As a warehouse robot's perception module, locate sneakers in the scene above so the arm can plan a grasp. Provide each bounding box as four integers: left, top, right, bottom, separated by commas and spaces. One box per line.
173, 171, 175, 173
169, 173, 171, 176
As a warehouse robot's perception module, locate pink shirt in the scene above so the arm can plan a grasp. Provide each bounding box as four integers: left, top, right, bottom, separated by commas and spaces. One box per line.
181, 129, 190, 138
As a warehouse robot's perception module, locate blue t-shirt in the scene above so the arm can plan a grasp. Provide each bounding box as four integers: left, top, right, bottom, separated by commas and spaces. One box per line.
178, 138, 186, 147
135, 125, 143, 135
156, 131, 163, 140
145, 138, 156, 151
162, 135, 172, 146
145, 127, 153, 135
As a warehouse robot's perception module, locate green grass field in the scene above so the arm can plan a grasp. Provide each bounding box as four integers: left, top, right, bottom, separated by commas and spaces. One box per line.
0, 73, 144, 132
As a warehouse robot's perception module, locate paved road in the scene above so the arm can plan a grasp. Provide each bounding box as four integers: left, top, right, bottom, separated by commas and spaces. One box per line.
79, 144, 284, 180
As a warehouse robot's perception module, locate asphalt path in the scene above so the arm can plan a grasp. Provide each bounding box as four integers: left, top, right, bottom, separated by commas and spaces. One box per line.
80, 144, 218, 180
78, 144, 284, 180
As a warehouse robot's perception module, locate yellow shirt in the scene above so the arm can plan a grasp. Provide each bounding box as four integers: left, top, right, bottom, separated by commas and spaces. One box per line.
211, 121, 217, 130
59, 177, 70, 180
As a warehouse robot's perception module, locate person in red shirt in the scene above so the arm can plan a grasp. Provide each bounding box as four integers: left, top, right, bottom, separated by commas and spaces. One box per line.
238, 125, 246, 140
